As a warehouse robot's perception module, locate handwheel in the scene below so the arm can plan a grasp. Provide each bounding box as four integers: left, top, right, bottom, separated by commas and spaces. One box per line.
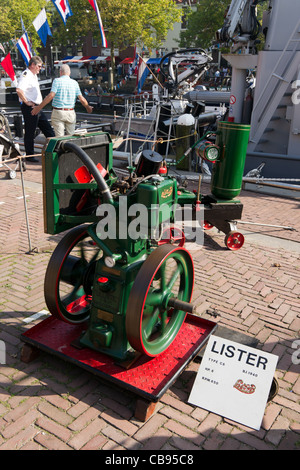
44, 224, 102, 324
158, 225, 185, 247
126, 244, 194, 357
224, 231, 244, 250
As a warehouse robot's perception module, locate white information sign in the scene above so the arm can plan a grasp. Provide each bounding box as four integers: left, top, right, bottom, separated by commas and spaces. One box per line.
188, 335, 278, 430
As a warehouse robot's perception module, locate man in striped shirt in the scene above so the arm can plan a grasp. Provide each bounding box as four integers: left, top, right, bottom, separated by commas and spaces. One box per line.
32, 64, 93, 136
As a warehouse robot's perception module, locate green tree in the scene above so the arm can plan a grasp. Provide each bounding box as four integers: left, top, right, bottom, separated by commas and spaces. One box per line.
51, 0, 181, 86
101, 0, 181, 80
0, 0, 180, 86
180, 0, 269, 50
0, 0, 48, 50
179, 0, 231, 49
50, 0, 97, 52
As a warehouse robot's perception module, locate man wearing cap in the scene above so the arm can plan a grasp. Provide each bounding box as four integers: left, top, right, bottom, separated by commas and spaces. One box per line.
32, 64, 93, 136
16, 56, 55, 162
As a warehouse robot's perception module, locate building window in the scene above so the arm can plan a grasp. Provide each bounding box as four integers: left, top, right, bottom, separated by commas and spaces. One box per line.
92, 37, 98, 47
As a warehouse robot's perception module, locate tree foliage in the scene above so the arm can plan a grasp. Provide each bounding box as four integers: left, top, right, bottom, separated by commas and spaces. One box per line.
50, 0, 97, 49
0, 0, 48, 50
179, 0, 232, 49
0, 0, 181, 64
179, 0, 269, 50
51, 0, 181, 51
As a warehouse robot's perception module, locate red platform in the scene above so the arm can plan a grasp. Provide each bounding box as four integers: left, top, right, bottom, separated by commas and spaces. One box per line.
21, 315, 216, 402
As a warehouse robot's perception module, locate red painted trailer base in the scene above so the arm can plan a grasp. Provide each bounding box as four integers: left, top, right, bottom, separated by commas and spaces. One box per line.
21, 314, 217, 419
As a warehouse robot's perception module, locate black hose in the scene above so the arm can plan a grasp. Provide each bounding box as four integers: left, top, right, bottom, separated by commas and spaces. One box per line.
61, 141, 114, 204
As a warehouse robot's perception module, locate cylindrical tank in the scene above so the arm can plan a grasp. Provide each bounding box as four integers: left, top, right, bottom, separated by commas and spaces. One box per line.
211, 121, 250, 200
175, 114, 195, 170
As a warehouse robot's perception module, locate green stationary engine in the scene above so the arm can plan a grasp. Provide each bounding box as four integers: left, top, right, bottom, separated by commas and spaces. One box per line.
42, 132, 197, 361
42, 120, 250, 362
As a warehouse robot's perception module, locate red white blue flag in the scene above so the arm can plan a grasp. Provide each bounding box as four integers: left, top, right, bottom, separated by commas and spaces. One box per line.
87, 0, 107, 48
33, 9, 52, 46
16, 32, 32, 66
51, 0, 73, 25
137, 55, 150, 93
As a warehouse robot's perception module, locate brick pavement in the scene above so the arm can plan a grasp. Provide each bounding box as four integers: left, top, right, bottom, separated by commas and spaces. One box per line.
0, 157, 299, 451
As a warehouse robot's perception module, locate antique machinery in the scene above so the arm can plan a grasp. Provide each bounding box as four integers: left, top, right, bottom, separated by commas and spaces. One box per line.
42, 132, 201, 362
20, 128, 255, 411
197, 120, 251, 250
154, 48, 250, 249
40, 125, 248, 366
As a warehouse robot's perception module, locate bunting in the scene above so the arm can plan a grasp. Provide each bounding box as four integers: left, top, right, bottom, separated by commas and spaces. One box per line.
16, 32, 32, 66
87, 0, 107, 48
51, 0, 73, 25
33, 9, 52, 46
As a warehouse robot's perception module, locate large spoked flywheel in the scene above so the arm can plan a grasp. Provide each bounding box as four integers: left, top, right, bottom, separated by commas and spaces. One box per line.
125, 244, 194, 357
44, 224, 102, 324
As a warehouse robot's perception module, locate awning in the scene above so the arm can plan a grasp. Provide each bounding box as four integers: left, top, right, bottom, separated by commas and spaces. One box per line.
120, 57, 134, 65
54, 56, 107, 64
119, 57, 164, 65
146, 57, 168, 65
105, 56, 121, 62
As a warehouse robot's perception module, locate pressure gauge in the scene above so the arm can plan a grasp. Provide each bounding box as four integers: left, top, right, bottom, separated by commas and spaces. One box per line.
104, 256, 116, 268
196, 141, 220, 162
206, 146, 220, 162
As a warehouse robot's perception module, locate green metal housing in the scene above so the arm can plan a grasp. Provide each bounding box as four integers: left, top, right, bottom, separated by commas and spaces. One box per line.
42, 132, 116, 235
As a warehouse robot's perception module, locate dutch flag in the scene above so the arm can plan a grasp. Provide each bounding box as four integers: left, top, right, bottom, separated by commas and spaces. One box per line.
137, 56, 150, 93
87, 0, 107, 48
33, 9, 52, 47
16, 32, 32, 66
51, 0, 73, 25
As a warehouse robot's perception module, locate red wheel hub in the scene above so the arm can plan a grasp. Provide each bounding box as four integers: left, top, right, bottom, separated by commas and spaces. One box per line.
158, 225, 185, 247
225, 231, 244, 250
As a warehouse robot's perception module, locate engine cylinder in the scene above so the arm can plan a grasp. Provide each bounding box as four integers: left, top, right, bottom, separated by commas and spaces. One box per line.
136, 150, 163, 177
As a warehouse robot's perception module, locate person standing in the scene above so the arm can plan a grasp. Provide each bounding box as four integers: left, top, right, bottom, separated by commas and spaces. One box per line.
16, 56, 55, 162
32, 64, 93, 137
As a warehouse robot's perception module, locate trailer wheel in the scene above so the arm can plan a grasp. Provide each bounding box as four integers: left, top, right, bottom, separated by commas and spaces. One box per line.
224, 231, 244, 250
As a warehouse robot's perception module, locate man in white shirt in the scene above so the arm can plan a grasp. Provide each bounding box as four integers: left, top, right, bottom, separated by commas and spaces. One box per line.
16, 56, 54, 162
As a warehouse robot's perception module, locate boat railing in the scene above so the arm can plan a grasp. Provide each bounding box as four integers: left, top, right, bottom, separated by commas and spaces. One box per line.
123, 93, 155, 118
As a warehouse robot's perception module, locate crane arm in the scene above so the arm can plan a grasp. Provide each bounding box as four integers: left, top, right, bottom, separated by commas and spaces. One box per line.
219, 0, 261, 44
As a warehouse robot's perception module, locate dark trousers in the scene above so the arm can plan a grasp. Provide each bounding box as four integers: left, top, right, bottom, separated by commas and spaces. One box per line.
21, 103, 55, 156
